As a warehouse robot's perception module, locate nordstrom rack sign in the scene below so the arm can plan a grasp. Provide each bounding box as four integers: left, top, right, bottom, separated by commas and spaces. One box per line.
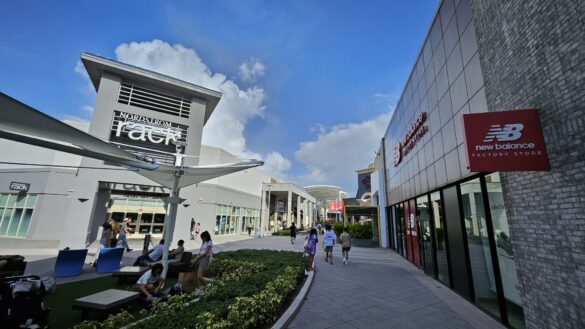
109, 110, 188, 154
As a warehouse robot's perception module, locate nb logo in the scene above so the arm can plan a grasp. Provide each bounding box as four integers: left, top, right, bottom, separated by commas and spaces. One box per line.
483, 123, 524, 142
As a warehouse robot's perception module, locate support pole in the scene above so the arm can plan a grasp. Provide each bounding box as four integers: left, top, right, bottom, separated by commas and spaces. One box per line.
161, 171, 181, 278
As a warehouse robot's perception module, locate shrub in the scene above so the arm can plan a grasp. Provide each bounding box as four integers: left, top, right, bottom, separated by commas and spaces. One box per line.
333, 222, 344, 237
122, 250, 305, 329
272, 229, 290, 236
350, 223, 373, 239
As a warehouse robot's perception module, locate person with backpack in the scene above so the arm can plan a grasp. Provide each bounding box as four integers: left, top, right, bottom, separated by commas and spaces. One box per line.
323, 224, 336, 265
305, 228, 318, 271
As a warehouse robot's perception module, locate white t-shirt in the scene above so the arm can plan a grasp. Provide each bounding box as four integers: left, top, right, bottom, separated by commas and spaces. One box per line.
136, 269, 160, 285
148, 244, 164, 261
199, 240, 213, 257
324, 230, 336, 247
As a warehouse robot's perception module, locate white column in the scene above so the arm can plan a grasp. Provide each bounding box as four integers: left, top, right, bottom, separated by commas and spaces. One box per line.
296, 195, 301, 226
287, 190, 292, 228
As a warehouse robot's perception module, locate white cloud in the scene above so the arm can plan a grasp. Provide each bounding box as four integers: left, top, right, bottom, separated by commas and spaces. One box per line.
82, 105, 93, 115
74, 60, 94, 94
262, 151, 292, 179
114, 40, 267, 161
294, 112, 392, 192
238, 57, 266, 82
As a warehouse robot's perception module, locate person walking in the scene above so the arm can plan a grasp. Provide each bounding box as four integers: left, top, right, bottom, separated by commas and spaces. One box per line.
193, 231, 213, 286
190, 218, 196, 240
323, 224, 336, 265
317, 223, 322, 235
305, 228, 318, 271
116, 218, 133, 252
290, 222, 297, 244
340, 227, 352, 265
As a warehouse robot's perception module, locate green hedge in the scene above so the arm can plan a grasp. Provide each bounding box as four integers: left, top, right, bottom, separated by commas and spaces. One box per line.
272, 229, 291, 236
330, 223, 373, 240
74, 250, 304, 329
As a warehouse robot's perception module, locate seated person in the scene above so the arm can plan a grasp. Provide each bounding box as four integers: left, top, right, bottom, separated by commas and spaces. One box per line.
169, 240, 185, 262
136, 263, 165, 301
133, 239, 165, 266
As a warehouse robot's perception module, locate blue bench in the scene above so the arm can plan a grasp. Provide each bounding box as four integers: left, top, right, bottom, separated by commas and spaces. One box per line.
54, 249, 88, 278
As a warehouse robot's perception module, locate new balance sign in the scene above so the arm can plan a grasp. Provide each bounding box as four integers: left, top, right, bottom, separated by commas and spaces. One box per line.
462, 109, 549, 171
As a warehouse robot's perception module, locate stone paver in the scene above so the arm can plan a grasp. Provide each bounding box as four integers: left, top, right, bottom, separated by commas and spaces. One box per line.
220, 235, 504, 329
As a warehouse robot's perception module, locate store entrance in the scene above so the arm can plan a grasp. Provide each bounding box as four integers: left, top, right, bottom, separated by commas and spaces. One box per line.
418, 220, 435, 276
108, 190, 168, 239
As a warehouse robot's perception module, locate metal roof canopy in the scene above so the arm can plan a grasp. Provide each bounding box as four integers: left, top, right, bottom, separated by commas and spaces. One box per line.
0, 92, 263, 277
304, 185, 346, 201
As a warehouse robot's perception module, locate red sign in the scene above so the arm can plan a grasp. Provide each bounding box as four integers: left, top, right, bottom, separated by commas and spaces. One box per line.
462, 109, 549, 171
394, 112, 428, 166
328, 200, 344, 212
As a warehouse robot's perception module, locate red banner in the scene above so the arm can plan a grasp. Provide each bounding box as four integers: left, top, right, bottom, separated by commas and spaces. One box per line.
328, 200, 345, 212
462, 109, 549, 171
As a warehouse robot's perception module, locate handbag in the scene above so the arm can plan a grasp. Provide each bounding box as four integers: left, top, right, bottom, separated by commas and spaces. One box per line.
178, 271, 197, 293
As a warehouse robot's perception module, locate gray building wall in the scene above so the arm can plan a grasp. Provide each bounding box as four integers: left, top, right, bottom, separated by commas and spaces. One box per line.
384, 0, 487, 205
471, 1, 585, 328
60, 69, 210, 249
0, 168, 76, 247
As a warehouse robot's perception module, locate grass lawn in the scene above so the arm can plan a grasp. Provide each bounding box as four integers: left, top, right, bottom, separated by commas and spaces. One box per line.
45, 276, 177, 329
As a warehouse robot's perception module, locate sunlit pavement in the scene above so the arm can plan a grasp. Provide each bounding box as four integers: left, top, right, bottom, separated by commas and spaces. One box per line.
220, 235, 505, 329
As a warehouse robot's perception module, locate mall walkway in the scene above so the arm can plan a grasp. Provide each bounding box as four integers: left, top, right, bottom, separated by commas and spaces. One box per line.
220, 235, 504, 329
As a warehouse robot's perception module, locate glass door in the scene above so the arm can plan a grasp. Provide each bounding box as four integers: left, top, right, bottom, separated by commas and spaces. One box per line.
417, 195, 435, 276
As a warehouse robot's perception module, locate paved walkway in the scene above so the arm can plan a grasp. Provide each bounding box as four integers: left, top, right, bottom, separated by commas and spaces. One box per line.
215, 235, 504, 329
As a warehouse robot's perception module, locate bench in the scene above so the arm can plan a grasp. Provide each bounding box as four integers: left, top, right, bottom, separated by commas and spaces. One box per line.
111, 266, 149, 284
72, 289, 140, 320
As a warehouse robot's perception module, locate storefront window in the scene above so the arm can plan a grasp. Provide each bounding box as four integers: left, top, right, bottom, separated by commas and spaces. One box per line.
0, 193, 37, 238
486, 173, 525, 328
417, 195, 435, 276
431, 191, 450, 286
460, 178, 500, 319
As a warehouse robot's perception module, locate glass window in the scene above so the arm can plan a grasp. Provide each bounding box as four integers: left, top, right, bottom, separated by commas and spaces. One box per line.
18, 209, 33, 237
126, 212, 139, 221
0, 208, 12, 235
111, 212, 125, 222
112, 199, 126, 206
141, 213, 153, 223
444, 185, 472, 299
220, 216, 227, 235
154, 214, 165, 224
214, 216, 220, 235
127, 199, 142, 207
417, 195, 435, 276
25, 194, 37, 208
486, 173, 525, 328
6, 194, 16, 208
7, 209, 23, 236
0, 194, 8, 207
460, 178, 499, 319
431, 191, 450, 286
152, 226, 164, 234
139, 225, 151, 234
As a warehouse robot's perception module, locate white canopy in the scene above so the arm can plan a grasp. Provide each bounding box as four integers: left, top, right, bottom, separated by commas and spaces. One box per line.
0, 92, 263, 188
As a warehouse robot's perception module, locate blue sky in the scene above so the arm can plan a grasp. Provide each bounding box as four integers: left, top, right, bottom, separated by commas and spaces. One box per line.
0, 0, 438, 194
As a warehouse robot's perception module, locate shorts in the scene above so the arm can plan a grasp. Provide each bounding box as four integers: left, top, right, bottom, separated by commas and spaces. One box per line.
342, 247, 351, 252
325, 246, 333, 252
197, 257, 210, 270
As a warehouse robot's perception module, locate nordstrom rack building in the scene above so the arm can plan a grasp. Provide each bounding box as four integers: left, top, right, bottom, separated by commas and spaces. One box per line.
372, 0, 585, 328
0, 53, 271, 250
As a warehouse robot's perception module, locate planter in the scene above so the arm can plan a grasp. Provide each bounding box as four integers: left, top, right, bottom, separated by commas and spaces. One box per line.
351, 238, 377, 248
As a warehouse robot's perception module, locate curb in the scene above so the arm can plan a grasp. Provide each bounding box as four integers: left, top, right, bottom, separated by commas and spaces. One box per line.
271, 270, 314, 329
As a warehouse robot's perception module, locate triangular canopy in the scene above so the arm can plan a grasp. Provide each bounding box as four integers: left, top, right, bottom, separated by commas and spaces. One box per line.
0, 92, 263, 188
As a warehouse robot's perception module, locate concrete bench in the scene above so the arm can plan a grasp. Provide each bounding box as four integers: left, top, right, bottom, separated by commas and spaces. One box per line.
72, 289, 140, 319
111, 266, 149, 284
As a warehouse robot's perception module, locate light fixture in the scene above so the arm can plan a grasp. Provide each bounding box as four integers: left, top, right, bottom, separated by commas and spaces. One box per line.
78, 198, 89, 203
